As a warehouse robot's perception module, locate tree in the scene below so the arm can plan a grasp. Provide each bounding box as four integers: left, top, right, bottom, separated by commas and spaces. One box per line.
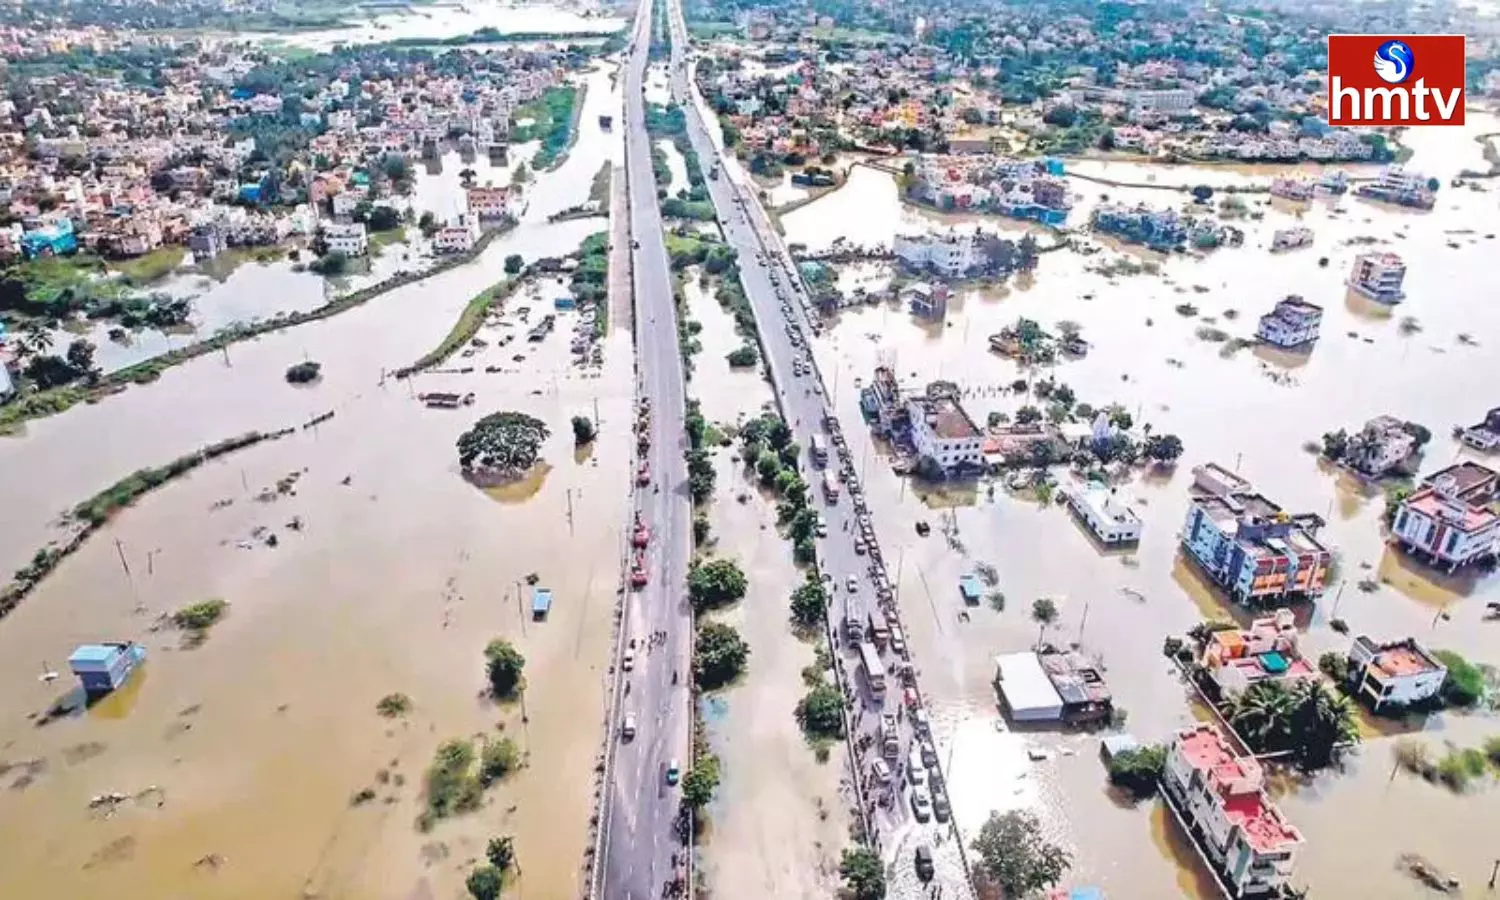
1224, 679, 1358, 769
285, 360, 321, 384
1106, 745, 1167, 798
1191, 184, 1215, 203
466, 865, 503, 900
478, 737, 520, 784
418, 210, 438, 236
1031, 597, 1058, 648
457, 411, 550, 478
1321, 428, 1349, 461
979, 235, 1017, 272
1015, 405, 1042, 426
64, 338, 98, 379
840, 846, 886, 900
695, 621, 749, 689
971, 810, 1071, 897
789, 575, 828, 629
484, 639, 526, 699
17, 320, 54, 361
1042, 104, 1079, 127
485, 836, 515, 872
1108, 408, 1133, 431
309, 250, 349, 275
1399, 421, 1432, 448
1143, 433, 1184, 464
505, 254, 524, 275
756, 449, 782, 485
726, 344, 758, 367
795, 681, 845, 738
368, 205, 401, 232
688, 558, 747, 612
571, 415, 596, 445
681, 754, 720, 808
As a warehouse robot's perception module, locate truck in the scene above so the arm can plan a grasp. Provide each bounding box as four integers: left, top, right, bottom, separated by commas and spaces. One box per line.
809, 433, 829, 467
821, 471, 840, 504
709, 164, 720, 181
858, 641, 886, 699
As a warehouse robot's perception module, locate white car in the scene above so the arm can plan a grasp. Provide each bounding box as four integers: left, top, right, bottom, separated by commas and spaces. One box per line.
846, 575, 859, 593
907, 749, 926, 784
910, 785, 933, 822
622, 648, 636, 671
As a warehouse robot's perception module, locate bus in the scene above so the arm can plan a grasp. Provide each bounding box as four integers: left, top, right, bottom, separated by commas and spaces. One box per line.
858, 641, 886, 699
821, 471, 841, 504
809, 433, 829, 467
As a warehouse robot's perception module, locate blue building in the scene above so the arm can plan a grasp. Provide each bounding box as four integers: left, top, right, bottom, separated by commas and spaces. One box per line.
20, 219, 77, 258
68, 642, 148, 697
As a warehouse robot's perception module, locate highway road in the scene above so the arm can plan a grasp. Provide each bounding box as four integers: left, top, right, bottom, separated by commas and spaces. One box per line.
594, 0, 694, 897
659, 3, 977, 897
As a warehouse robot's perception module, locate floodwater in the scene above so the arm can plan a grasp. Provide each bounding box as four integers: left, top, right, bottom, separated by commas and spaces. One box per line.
787, 113, 1500, 898
0, 49, 629, 900
221, 0, 625, 51
658, 139, 689, 197
684, 273, 851, 899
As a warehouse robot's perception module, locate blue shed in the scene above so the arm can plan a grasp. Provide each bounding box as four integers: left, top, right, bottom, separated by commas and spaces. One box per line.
531, 587, 553, 620
959, 574, 982, 605
553, 295, 577, 311
68, 642, 147, 696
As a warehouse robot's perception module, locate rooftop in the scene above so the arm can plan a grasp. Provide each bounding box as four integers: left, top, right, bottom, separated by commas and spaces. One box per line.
1402, 486, 1498, 532
1352, 636, 1447, 679
1422, 461, 1498, 503
914, 395, 981, 440
1193, 491, 1328, 558
1174, 724, 1302, 855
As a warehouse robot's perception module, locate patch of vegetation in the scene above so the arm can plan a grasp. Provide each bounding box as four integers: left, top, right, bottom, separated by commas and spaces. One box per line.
1222, 678, 1360, 769
972, 809, 1071, 898
511, 85, 582, 170
687, 557, 747, 612
1106, 744, 1166, 798
377, 692, 413, 718
571, 415, 596, 445
681, 754, 721, 808
840, 846, 886, 900
457, 412, 550, 481
478, 737, 520, 785
796, 679, 846, 740
695, 620, 749, 689
484, 639, 526, 700
726, 343, 758, 368
285, 360, 321, 384
171, 598, 228, 632
420, 739, 484, 828
789, 573, 829, 630
1433, 650, 1489, 708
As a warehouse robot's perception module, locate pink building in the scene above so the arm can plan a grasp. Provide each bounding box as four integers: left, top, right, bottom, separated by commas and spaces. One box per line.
1198, 608, 1318, 698
1163, 724, 1303, 898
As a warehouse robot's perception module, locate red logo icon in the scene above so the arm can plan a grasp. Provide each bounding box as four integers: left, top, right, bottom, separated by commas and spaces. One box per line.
1326, 34, 1465, 127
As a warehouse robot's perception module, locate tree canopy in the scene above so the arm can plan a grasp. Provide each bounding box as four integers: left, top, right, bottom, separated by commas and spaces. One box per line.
484, 639, 526, 699
457, 411, 550, 477
840, 846, 886, 900
972, 810, 1071, 897
695, 621, 749, 689
688, 558, 747, 612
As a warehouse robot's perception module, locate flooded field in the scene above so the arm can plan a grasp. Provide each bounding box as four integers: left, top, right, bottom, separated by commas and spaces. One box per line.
224, 0, 625, 51
0, 56, 629, 900
658, 139, 691, 197
787, 113, 1500, 897
684, 273, 851, 900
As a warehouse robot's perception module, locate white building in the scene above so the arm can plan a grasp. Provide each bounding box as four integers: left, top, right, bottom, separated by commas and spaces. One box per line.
322, 221, 369, 257
1127, 89, 1195, 113
1347, 636, 1448, 711
0, 359, 13, 399
331, 189, 365, 220
1348, 251, 1406, 304
1344, 415, 1416, 477
467, 186, 511, 220
1066, 484, 1142, 544
893, 230, 981, 278
1164, 725, 1303, 898
992, 652, 1064, 722
906, 394, 983, 471
1255, 296, 1322, 348
434, 214, 479, 254
1271, 227, 1313, 251
1392, 462, 1500, 570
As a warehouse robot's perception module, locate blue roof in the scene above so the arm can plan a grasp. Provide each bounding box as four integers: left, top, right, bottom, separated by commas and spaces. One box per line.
531, 587, 553, 612
959, 574, 982, 598
69, 644, 119, 664
1065, 890, 1104, 900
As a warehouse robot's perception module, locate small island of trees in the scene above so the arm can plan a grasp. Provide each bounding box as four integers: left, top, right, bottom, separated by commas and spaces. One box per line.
457, 411, 550, 484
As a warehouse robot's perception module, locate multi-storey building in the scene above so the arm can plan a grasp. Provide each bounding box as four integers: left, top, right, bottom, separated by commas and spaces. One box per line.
1391, 462, 1500, 570
1346, 635, 1448, 711
1348, 251, 1406, 304
321, 221, 368, 257
906, 393, 984, 472
893, 229, 981, 277
466, 186, 511, 220
1163, 724, 1304, 899
1255, 296, 1322, 348
1198, 608, 1318, 698
1181, 465, 1333, 605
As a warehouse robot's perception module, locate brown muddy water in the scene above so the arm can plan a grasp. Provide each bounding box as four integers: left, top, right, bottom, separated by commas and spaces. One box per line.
0, 60, 631, 900
683, 273, 851, 899
785, 113, 1500, 898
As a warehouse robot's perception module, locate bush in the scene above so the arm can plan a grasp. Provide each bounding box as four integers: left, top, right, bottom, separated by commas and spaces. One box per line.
1434, 650, 1487, 708
466, 864, 503, 900
571, 415, 596, 445
172, 598, 228, 631
285, 360, 321, 384
840, 846, 886, 900
424, 739, 483, 824
478, 737, 520, 785
1106, 744, 1166, 798
1318, 651, 1350, 683
693, 516, 710, 545
484, 639, 526, 699
687, 558, 747, 612
795, 681, 845, 739
504, 254, 524, 275
695, 621, 749, 689
789, 576, 828, 629
309, 251, 349, 276
682, 754, 721, 808
726, 344, 758, 367
376, 692, 413, 718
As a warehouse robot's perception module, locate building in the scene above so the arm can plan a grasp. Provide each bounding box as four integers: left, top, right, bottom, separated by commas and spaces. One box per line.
1355, 165, 1436, 209
467, 186, 511, 220
859, 366, 905, 437
1182, 464, 1333, 604
1271, 227, 1313, 252
1269, 178, 1315, 202
1162, 724, 1303, 899
1255, 296, 1322, 348
1459, 406, 1500, 451
1198, 609, 1317, 698
0, 357, 13, 399
993, 650, 1113, 723
1090, 203, 1187, 251
67, 641, 148, 697
1391, 462, 1500, 570
1346, 635, 1448, 711
893, 229, 981, 278
188, 223, 226, 260
902, 281, 948, 320
906, 392, 984, 472
20, 219, 77, 258
322, 221, 369, 257
1065, 484, 1143, 545
434, 214, 479, 254
1348, 252, 1407, 304
1127, 88, 1194, 113
1343, 415, 1417, 477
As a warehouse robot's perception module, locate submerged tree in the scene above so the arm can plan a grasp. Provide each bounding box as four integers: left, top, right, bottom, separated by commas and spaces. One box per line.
457, 411, 550, 479
972, 809, 1071, 897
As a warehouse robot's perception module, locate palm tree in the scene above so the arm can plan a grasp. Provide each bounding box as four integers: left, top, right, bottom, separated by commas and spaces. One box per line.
1031, 597, 1059, 649
1289, 680, 1359, 769
1225, 681, 1297, 753
17, 320, 53, 361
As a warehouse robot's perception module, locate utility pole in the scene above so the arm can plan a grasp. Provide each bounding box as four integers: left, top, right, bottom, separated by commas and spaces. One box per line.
566, 488, 575, 537
593, 396, 600, 426
113, 539, 132, 581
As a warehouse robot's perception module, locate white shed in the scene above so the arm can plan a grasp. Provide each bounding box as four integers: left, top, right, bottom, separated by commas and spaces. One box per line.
993, 652, 1064, 722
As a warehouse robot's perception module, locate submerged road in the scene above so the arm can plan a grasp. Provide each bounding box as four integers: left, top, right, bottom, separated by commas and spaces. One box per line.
660, 2, 977, 897
595, 0, 694, 897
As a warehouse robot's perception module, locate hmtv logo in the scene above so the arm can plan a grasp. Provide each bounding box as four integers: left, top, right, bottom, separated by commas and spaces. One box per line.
1327, 35, 1465, 126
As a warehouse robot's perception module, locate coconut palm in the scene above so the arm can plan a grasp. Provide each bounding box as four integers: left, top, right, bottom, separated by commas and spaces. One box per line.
1031, 597, 1059, 649
17, 320, 54, 361
1289, 680, 1359, 769
1224, 680, 1298, 753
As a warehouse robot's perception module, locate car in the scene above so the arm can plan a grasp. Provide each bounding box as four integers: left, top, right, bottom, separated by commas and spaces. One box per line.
854, 538, 866, 555
932, 792, 951, 823
666, 759, 681, 785
870, 759, 892, 783
632, 239, 640, 249
910, 785, 933, 822
907, 749, 926, 784
622, 714, 637, 741
914, 844, 935, 882
622, 649, 636, 671
920, 741, 939, 768
846, 575, 859, 593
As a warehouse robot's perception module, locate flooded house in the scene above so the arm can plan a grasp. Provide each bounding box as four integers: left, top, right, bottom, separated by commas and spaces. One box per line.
1347, 251, 1407, 304
1161, 724, 1304, 900
892, 228, 982, 278
1354, 164, 1437, 210
1344, 635, 1448, 712
901, 281, 949, 321
1459, 406, 1500, 451
992, 649, 1113, 724
906, 390, 984, 475
1270, 226, 1313, 252
1269, 177, 1315, 201
68, 641, 147, 697
1089, 203, 1187, 251
1390, 461, 1500, 571
859, 366, 905, 437
1254, 295, 1322, 349
1342, 415, 1419, 477
1197, 609, 1317, 699
1064, 483, 1142, 545
1182, 464, 1333, 605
